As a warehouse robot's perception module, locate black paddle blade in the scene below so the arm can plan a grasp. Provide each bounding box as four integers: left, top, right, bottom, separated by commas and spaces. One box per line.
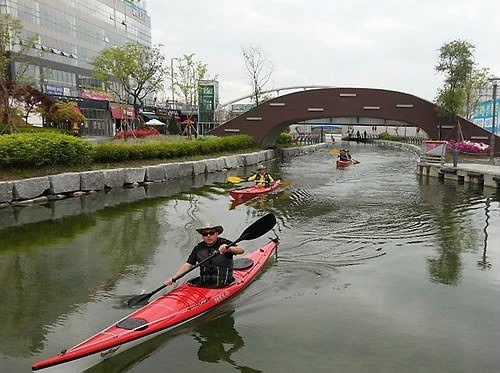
123, 294, 149, 308
124, 284, 166, 308
230, 213, 276, 245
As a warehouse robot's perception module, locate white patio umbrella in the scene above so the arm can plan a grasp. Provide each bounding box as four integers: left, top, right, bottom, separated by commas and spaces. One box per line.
145, 119, 165, 126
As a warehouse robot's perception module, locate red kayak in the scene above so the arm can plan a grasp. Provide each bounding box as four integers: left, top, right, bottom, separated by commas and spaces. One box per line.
229, 180, 281, 200
32, 239, 279, 372
336, 160, 352, 168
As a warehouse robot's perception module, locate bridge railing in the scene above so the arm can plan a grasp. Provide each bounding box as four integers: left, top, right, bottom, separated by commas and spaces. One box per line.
292, 133, 321, 145
393, 136, 428, 145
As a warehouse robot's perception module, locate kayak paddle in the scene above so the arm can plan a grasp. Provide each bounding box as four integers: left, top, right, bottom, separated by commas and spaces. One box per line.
124, 213, 277, 308
330, 149, 340, 156
229, 176, 290, 187
227, 176, 248, 183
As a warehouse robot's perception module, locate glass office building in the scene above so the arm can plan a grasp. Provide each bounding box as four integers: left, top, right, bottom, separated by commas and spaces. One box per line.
0, 0, 152, 136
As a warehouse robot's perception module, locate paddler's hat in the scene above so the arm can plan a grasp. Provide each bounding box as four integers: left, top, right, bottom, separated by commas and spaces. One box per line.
256, 164, 266, 170
196, 222, 223, 235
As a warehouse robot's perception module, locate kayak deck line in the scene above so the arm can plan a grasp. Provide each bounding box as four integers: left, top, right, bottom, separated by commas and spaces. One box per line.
32, 239, 279, 372
66, 295, 213, 355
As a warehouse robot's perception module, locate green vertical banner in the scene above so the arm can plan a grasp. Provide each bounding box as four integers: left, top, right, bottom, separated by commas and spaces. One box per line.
198, 81, 219, 124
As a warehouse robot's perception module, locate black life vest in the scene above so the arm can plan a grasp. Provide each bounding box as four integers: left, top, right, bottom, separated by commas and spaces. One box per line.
196, 239, 234, 287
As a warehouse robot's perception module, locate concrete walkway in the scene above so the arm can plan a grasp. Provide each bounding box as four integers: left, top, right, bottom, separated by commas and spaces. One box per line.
375, 139, 500, 189
417, 162, 500, 189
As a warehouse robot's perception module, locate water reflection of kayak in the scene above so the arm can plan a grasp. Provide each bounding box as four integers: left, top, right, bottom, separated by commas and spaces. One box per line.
229, 193, 258, 210
229, 180, 281, 200
32, 239, 280, 372
194, 310, 263, 372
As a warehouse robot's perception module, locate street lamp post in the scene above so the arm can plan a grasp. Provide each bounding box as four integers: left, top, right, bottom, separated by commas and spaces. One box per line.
170, 57, 177, 109
489, 77, 499, 165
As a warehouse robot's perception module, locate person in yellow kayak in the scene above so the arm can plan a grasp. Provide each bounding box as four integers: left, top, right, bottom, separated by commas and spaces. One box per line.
247, 164, 275, 187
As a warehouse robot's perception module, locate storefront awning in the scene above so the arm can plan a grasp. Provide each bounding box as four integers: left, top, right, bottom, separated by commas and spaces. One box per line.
142, 113, 160, 121
111, 106, 135, 120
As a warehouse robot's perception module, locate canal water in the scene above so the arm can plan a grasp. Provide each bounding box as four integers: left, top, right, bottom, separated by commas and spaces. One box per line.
1, 142, 499, 373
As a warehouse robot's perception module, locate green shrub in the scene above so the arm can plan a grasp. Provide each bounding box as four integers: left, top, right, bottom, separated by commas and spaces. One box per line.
0, 125, 79, 137
0, 133, 92, 168
91, 135, 255, 163
277, 133, 293, 144
378, 132, 397, 141
91, 143, 130, 162
0, 133, 256, 169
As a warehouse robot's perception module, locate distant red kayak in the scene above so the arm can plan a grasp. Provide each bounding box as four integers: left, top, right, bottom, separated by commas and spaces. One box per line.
32, 239, 279, 372
336, 160, 352, 167
229, 180, 281, 200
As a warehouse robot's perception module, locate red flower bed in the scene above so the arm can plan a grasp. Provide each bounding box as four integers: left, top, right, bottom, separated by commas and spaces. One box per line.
447, 140, 490, 154
114, 129, 160, 139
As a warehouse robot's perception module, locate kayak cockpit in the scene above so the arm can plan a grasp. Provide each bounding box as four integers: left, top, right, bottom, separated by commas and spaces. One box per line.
115, 317, 149, 331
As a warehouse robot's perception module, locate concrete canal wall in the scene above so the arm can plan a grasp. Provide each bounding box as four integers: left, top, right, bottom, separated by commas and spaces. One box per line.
374, 139, 421, 156
0, 144, 327, 208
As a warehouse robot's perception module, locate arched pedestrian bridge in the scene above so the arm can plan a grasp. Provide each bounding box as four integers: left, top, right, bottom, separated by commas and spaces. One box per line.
209, 87, 499, 149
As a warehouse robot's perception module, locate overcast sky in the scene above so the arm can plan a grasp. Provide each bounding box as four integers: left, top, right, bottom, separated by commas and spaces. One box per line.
146, 0, 500, 105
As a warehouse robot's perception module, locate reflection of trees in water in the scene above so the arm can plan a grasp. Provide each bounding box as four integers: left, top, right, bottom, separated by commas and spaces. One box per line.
193, 311, 263, 373
426, 206, 472, 285
477, 197, 492, 270
0, 202, 162, 357
419, 180, 495, 285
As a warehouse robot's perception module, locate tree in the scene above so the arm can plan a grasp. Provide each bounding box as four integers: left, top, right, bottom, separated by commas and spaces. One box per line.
435, 39, 475, 120
41, 101, 86, 129
91, 42, 167, 112
0, 14, 39, 133
14, 85, 52, 124
172, 53, 209, 106
463, 67, 490, 120
242, 46, 273, 106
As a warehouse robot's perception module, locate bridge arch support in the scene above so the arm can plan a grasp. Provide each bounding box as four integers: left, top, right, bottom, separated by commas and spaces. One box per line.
209, 87, 498, 149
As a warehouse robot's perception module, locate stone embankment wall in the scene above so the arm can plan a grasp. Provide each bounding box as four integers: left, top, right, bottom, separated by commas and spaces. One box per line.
0, 144, 327, 207
374, 139, 421, 156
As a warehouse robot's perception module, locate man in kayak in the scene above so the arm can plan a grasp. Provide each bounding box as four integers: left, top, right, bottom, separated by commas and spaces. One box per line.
339, 149, 353, 161
247, 164, 275, 187
165, 222, 245, 287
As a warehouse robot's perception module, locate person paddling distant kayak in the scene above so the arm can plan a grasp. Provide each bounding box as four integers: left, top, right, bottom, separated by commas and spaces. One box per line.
165, 222, 245, 288
247, 164, 275, 187
338, 149, 352, 161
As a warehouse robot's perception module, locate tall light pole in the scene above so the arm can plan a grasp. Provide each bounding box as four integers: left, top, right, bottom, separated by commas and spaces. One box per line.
489, 77, 499, 165
170, 57, 177, 109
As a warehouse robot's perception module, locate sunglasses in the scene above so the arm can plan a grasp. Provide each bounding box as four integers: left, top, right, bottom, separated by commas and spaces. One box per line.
201, 230, 218, 237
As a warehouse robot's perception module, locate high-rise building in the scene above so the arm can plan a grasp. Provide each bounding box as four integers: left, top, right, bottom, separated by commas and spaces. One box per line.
1, 0, 152, 136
